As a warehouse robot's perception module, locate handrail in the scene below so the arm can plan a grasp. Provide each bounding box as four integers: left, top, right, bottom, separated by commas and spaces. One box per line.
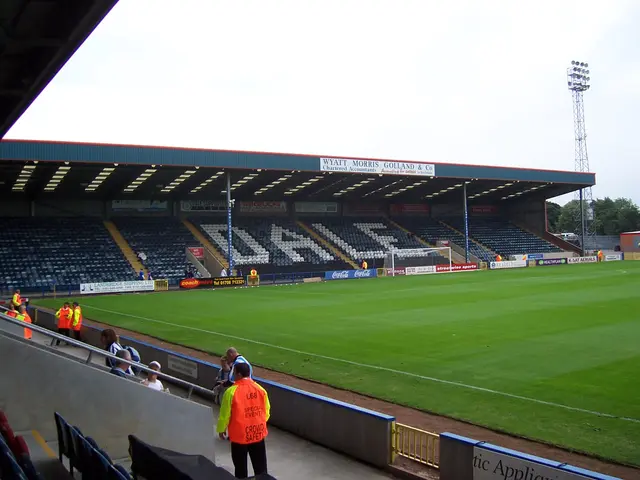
0, 310, 213, 400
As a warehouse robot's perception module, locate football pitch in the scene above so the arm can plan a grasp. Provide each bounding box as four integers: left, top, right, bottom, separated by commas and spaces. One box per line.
36, 262, 640, 466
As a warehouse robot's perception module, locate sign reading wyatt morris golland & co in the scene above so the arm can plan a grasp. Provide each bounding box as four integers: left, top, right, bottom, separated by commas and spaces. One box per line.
320, 157, 435, 177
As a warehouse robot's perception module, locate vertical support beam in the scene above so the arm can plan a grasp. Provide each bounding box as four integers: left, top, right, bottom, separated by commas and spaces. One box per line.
226, 172, 234, 274
463, 182, 469, 263
580, 188, 586, 256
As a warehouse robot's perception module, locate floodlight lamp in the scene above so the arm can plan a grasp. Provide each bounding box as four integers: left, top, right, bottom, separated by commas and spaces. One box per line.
571, 60, 576, 65
584, 63, 589, 68
586, 77, 590, 81
585, 70, 589, 74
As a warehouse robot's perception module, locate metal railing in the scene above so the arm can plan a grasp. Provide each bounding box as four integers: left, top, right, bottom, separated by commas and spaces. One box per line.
392, 422, 440, 468
0, 310, 213, 401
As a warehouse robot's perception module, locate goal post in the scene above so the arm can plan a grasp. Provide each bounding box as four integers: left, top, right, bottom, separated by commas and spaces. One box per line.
384, 247, 452, 276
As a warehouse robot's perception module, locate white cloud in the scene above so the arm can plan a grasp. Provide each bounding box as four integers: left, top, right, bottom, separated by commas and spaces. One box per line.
7, 0, 640, 202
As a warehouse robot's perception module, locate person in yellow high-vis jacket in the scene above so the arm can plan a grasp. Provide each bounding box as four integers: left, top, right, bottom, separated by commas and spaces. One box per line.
71, 302, 83, 341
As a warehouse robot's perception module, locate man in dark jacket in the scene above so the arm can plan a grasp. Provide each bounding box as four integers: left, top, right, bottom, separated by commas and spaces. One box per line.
109, 349, 132, 378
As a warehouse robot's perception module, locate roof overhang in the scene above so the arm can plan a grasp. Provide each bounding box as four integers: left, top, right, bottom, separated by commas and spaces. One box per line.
0, 140, 596, 203
0, 0, 119, 138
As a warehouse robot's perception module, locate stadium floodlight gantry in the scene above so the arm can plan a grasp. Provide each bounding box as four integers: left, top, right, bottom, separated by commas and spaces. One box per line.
0, 140, 594, 287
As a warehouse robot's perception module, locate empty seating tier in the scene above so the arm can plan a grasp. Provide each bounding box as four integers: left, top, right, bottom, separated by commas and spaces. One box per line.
0, 217, 132, 291
443, 217, 562, 256
392, 217, 495, 262
308, 217, 441, 266
112, 217, 197, 282
192, 217, 349, 274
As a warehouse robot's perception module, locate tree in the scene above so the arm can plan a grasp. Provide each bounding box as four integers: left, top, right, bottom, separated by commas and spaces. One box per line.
556, 200, 581, 234
554, 197, 640, 236
546, 201, 562, 232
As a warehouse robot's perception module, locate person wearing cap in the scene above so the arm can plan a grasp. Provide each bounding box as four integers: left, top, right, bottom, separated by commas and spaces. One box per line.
217, 362, 270, 479
143, 361, 164, 391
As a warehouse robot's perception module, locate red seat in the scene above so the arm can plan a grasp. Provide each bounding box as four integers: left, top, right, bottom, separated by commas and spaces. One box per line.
12, 435, 30, 457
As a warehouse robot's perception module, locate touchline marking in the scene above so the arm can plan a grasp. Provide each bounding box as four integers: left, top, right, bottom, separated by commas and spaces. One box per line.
85, 304, 640, 424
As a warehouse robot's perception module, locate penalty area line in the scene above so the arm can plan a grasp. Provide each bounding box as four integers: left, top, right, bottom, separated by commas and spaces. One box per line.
84, 304, 640, 425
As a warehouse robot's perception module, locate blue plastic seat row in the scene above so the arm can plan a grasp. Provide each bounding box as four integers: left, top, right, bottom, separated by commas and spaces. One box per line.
54, 412, 131, 480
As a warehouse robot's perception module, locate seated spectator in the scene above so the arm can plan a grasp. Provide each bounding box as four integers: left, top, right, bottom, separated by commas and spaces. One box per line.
138, 269, 145, 280
226, 347, 253, 383
143, 361, 165, 391
213, 356, 231, 404
101, 329, 134, 375
110, 349, 132, 378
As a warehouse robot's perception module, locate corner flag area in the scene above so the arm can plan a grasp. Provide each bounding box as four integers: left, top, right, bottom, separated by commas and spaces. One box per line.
35, 262, 640, 466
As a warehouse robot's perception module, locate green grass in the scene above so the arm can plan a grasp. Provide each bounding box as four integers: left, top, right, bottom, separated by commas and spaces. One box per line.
36, 262, 640, 466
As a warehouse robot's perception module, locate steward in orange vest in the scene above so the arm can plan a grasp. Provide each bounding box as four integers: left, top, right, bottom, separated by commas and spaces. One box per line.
361, 260, 368, 270
217, 362, 270, 479
15, 305, 32, 340
495, 254, 503, 262
55, 302, 73, 345
250, 268, 257, 277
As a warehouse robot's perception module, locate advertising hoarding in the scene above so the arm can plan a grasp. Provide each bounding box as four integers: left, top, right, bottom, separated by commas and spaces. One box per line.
535, 258, 568, 266
489, 260, 527, 270
239, 201, 287, 213
180, 200, 226, 212
80, 280, 155, 295
324, 269, 378, 281
179, 276, 245, 289
111, 200, 168, 212
567, 256, 597, 264
320, 157, 435, 177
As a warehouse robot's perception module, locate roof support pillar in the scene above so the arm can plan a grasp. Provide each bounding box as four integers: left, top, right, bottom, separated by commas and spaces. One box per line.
226, 172, 234, 273
463, 182, 469, 263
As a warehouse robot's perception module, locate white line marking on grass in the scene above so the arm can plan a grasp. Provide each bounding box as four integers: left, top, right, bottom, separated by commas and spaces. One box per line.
85, 304, 640, 424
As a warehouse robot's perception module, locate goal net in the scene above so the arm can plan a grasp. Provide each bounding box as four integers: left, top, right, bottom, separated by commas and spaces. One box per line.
383, 247, 452, 276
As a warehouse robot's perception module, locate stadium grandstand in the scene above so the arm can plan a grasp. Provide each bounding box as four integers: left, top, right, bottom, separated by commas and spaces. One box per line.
0, 139, 592, 292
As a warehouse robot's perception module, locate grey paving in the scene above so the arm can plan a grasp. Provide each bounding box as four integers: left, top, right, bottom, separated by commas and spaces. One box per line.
33, 333, 395, 480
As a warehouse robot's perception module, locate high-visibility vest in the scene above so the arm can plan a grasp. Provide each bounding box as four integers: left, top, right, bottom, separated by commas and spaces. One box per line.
6, 311, 17, 318
16, 312, 32, 340
72, 307, 83, 331
250, 269, 257, 277
362, 261, 368, 269
218, 378, 270, 444
496, 255, 502, 262
12, 293, 21, 307
56, 307, 73, 329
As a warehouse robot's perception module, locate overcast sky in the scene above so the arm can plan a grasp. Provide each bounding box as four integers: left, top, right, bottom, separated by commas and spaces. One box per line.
6, 0, 640, 204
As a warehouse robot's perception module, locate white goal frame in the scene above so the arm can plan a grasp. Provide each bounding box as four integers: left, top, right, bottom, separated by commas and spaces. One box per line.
385, 247, 452, 276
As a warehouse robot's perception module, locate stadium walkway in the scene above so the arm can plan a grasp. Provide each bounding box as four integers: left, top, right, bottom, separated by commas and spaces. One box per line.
38, 333, 395, 480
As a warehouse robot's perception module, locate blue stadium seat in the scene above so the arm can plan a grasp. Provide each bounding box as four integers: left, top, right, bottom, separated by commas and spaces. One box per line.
392, 217, 495, 262
0, 217, 132, 291
444, 216, 562, 256
193, 217, 349, 274
112, 217, 196, 282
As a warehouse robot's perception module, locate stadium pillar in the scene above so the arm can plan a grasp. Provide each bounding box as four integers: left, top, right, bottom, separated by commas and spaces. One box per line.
579, 188, 586, 256
226, 172, 234, 273
463, 182, 469, 263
